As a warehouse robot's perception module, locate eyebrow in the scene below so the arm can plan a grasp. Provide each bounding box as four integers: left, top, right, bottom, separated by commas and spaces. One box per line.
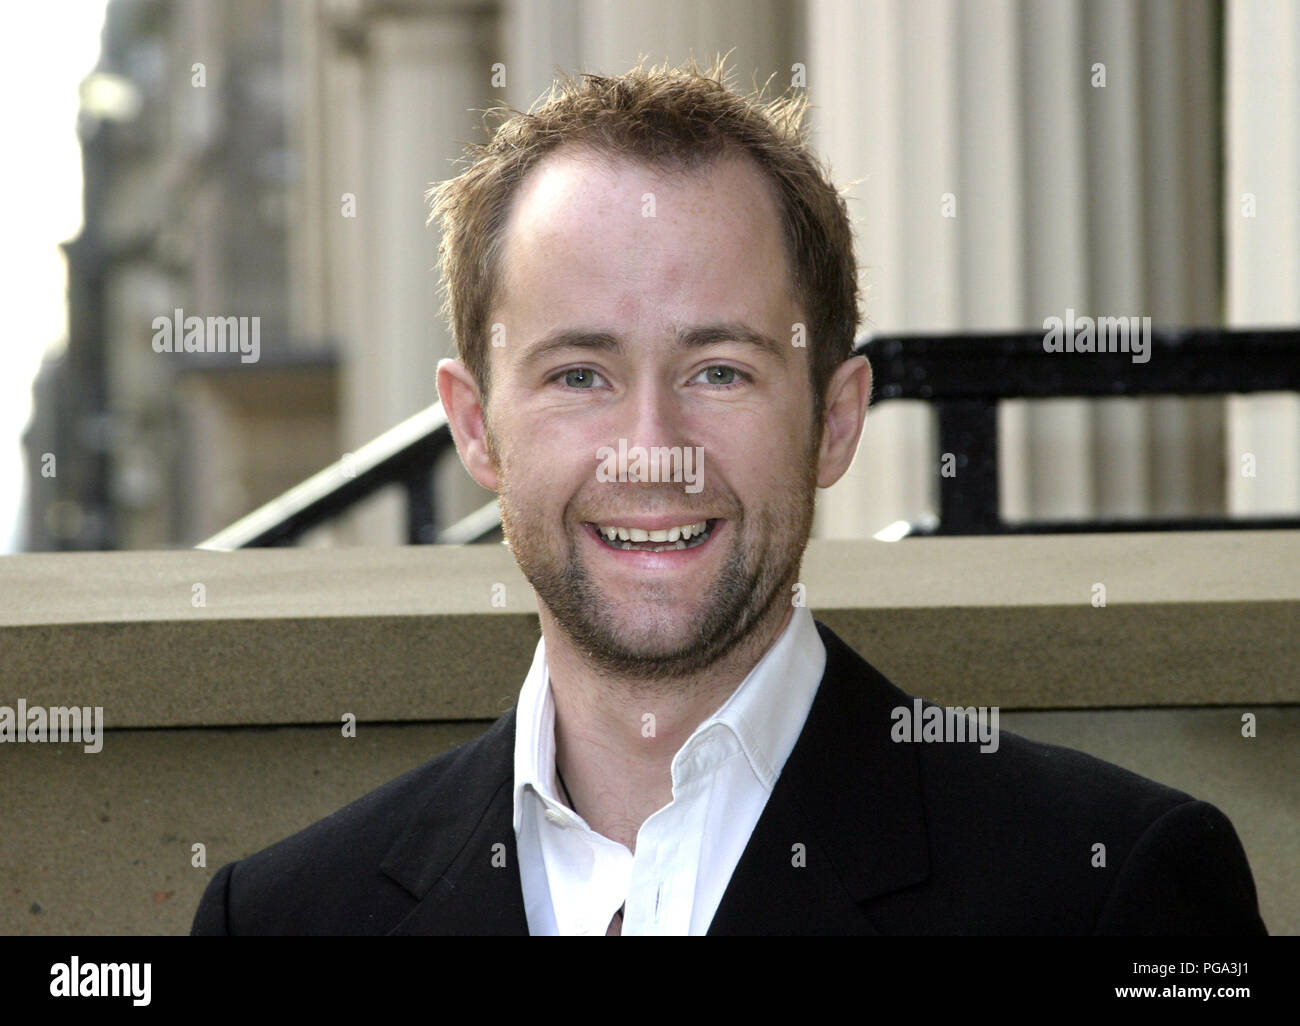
518, 322, 789, 369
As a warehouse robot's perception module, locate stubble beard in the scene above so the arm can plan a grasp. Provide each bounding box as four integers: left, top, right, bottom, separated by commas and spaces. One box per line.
489, 421, 820, 691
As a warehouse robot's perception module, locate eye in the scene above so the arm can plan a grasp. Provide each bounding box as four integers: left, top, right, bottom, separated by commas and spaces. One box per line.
692, 365, 751, 388
552, 367, 607, 389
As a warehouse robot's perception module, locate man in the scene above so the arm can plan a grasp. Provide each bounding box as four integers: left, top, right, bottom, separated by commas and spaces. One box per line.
191, 58, 1266, 936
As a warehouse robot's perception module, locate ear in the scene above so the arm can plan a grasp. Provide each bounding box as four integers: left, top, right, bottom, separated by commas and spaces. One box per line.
815, 355, 872, 489
437, 358, 499, 492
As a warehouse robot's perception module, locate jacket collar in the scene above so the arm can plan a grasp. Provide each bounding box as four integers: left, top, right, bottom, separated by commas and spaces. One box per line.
380, 709, 529, 935
379, 619, 929, 935
706, 621, 930, 933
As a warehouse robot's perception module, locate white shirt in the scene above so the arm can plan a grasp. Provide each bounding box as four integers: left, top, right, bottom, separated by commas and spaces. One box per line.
511, 604, 826, 935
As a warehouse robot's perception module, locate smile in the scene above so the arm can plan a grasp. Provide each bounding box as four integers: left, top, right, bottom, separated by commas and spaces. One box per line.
585, 518, 719, 553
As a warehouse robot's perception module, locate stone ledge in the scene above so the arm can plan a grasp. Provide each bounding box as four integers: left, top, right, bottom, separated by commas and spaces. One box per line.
1, 531, 1296, 725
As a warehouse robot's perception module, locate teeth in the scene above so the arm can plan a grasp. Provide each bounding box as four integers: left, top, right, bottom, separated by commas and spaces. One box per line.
596, 519, 709, 540
615, 540, 688, 552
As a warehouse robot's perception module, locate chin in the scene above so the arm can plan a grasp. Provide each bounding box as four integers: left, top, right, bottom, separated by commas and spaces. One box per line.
599, 602, 704, 648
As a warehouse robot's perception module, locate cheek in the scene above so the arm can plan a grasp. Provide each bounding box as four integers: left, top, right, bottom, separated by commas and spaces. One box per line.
500, 428, 600, 509
733, 428, 810, 495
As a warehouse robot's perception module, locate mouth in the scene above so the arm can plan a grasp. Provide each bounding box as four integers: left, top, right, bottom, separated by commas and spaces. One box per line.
583, 518, 722, 556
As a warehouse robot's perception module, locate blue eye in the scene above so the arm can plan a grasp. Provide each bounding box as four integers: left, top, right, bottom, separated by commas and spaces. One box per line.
694, 366, 751, 387
550, 365, 750, 390
556, 367, 605, 389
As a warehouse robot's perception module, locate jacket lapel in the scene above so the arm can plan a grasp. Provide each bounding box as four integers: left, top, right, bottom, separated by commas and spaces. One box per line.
376, 620, 930, 935
380, 709, 529, 935
708, 620, 931, 934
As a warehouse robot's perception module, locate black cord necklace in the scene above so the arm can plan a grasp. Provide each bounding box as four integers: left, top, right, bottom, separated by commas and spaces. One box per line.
555, 764, 577, 810
555, 764, 625, 931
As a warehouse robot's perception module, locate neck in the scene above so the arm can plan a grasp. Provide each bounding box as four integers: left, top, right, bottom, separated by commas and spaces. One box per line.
544, 599, 795, 850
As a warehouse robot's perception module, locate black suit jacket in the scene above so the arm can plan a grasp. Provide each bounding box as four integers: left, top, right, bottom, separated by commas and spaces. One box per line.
191, 621, 1267, 935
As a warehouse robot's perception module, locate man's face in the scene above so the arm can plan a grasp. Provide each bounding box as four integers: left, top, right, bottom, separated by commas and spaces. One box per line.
476, 148, 821, 683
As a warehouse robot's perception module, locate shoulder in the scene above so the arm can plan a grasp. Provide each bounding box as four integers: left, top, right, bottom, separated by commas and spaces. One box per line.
192, 708, 515, 935
815, 618, 1196, 826
811, 621, 1265, 933
916, 715, 1194, 839
911, 726, 1263, 933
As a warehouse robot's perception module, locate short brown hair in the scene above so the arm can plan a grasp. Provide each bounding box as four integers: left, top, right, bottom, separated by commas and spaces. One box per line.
427, 54, 860, 432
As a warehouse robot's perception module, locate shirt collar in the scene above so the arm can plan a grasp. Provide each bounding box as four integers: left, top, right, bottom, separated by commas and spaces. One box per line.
512, 605, 826, 832
512, 634, 563, 832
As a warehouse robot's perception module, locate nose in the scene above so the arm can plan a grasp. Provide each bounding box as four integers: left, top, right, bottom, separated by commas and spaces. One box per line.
615, 376, 689, 482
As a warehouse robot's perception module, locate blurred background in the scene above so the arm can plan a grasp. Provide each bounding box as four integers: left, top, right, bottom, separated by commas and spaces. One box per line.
7, 0, 1299, 553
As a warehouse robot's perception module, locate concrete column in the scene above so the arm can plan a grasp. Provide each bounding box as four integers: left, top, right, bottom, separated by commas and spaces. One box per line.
1019, 0, 1095, 521
308, 1, 498, 543
577, 0, 794, 86
1226, 0, 1300, 516
1084, 0, 1148, 518
283, 0, 329, 346
808, 0, 934, 538
956, 0, 1026, 331
954, 0, 1030, 519
503, 0, 582, 111
1141, 0, 1223, 517
364, 15, 481, 443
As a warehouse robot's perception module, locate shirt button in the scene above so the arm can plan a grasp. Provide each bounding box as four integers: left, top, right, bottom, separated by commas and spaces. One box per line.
544, 808, 570, 827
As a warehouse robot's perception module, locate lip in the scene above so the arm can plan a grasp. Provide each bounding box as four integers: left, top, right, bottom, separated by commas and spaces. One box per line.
583, 518, 725, 568
584, 515, 715, 532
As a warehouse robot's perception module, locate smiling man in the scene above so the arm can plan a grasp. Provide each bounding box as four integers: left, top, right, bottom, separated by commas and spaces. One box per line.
435, 118, 860, 935
191, 57, 1267, 936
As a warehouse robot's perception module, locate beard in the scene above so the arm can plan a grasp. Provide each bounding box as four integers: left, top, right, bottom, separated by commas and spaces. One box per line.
488, 420, 820, 690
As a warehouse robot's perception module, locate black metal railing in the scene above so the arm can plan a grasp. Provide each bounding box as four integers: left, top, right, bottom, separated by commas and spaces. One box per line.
198, 404, 453, 549
870, 326, 1300, 534
197, 326, 1300, 550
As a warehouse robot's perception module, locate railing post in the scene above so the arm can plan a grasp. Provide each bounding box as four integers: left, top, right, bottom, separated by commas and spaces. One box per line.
937, 399, 1001, 534
405, 465, 437, 544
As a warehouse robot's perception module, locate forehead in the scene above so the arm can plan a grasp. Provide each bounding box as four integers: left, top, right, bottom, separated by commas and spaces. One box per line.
492, 145, 797, 341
